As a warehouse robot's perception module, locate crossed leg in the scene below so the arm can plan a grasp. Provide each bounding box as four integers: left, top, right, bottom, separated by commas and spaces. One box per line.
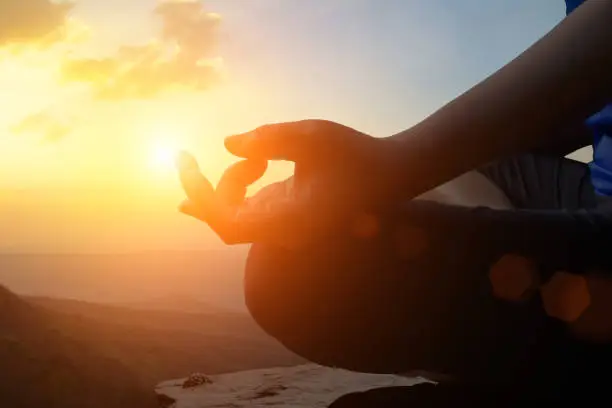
244, 153, 609, 402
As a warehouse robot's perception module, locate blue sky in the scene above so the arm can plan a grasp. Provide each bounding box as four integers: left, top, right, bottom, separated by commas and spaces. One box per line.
213, 0, 565, 135
77, 0, 566, 135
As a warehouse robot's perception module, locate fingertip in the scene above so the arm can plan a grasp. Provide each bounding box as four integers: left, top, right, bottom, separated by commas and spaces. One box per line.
247, 158, 269, 178
175, 150, 198, 172
178, 199, 203, 217
223, 134, 240, 148
179, 204, 208, 224
224, 133, 246, 156
178, 199, 194, 214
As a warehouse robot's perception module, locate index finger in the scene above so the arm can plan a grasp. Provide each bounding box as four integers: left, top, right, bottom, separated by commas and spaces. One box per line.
176, 151, 215, 209
224, 120, 323, 162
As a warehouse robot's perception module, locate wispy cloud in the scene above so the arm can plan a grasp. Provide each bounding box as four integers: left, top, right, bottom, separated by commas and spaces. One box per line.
61, 0, 224, 100
11, 110, 72, 143
0, 0, 74, 49
4, 1, 225, 142
0, 0, 223, 142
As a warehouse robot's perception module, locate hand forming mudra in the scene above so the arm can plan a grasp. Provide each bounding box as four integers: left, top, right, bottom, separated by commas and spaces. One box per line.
176, 120, 402, 249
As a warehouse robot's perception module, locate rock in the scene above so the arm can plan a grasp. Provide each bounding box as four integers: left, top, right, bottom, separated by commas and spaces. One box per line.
156, 364, 426, 408
157, 393, 177, 408
182, 373, 213, 389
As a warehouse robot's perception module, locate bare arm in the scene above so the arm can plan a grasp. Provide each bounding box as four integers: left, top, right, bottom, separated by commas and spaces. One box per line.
531, 120, 593, 158
391, 0, 612, 198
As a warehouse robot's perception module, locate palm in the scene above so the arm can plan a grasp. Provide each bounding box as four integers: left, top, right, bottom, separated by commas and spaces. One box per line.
177, 120, 394, 247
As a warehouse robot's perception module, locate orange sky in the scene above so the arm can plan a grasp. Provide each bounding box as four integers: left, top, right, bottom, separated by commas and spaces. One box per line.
0, 0, 298, 253
0, 1, 587, 253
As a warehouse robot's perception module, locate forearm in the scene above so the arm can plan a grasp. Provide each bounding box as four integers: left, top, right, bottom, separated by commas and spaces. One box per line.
390, 0, 612, 198
530, 120, 593, 158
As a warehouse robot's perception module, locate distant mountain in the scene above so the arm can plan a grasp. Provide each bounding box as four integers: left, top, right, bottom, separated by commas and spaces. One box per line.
0, 250, 249, 310
27, 295, 305, 388
0, 285, 304, 407
116, 293, 230, 314
0, 285, 156, 408
29, 294, 231, 317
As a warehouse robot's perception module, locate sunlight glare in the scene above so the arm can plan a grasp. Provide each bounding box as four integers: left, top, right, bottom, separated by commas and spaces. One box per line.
149, 138, 180, 172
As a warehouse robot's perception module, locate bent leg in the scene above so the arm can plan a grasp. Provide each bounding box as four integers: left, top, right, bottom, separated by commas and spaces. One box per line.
244, 153, 605, 392
244, 216, 558, 385
478, 154, 596, 210
327, 383, 538, 407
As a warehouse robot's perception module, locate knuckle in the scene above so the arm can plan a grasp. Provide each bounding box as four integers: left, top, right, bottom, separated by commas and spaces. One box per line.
302, 120, 321, 135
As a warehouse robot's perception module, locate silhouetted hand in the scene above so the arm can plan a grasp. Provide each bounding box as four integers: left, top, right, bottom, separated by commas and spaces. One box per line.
177, 120, 400, 248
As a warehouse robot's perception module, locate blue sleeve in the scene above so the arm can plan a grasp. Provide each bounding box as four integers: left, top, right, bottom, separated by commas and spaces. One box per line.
565, 0, 585, 15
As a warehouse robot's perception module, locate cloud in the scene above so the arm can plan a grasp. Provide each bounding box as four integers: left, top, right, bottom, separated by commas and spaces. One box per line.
0, 0, 73, 48
11, 110, 72, 143
4, 1, 224, 144
61, 0, 223, 100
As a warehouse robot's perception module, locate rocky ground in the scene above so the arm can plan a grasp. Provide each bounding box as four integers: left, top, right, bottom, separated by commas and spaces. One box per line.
156, 364, 426, 408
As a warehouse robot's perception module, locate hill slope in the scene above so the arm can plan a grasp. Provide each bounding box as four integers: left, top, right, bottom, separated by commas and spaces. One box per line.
27, 295, 305, 387
0, 251, 248, 310
0, 286, 156, 408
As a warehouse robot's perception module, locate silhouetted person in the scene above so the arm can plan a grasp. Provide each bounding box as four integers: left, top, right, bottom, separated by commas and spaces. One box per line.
177, 0, 612, 403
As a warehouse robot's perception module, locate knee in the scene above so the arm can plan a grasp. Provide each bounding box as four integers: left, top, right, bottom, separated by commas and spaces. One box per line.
244, 243, 347, 367
243, 243, 310, 346
244, 241, 432, 374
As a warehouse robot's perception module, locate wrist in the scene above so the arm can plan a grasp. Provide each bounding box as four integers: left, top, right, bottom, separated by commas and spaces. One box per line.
377, 127, 439, 201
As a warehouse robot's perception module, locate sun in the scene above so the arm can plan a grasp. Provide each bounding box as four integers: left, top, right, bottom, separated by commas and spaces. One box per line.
149, 138, 180, 172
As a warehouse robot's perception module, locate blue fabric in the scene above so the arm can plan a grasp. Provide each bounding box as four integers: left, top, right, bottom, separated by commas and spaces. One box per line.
565, 0, 612, 196
565, 0, 583, 14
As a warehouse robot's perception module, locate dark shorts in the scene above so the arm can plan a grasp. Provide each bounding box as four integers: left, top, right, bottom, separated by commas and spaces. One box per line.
244, 153, 612, 400
477, 153, 596, 211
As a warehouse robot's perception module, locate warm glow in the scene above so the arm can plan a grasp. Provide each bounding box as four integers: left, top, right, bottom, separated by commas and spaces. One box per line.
0, 0, 305, 255
149, 136, 181, 172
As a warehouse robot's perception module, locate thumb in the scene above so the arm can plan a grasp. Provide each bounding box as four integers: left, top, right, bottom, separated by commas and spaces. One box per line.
224, 120, 326, 162
178, 199, 206, 222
